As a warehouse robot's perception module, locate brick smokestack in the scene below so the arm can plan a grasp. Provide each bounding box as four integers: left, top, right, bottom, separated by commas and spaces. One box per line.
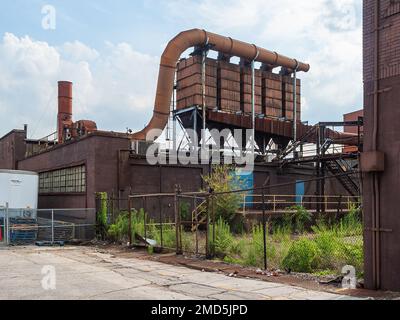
57, 81, 73, 143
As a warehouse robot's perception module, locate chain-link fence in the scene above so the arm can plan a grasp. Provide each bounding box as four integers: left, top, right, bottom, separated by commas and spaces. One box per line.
0, 205, 96, 246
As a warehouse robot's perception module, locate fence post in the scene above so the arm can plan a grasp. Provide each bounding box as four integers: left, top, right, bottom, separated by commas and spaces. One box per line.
51, 209, 54, 245
205, 194, 210, 259
143, 197, 147, 244
111, 191, 115, 224
325, 196, 328, 213
211, 192, 216, 258
243, 194, 246, 216
159, 196, 163, 249
194, 196, 199, 255
337, 195, 342, 219
174, 186, 183, 255
262, 189, 268, 271
5, 202, 9, 245
128, 197, 132, 246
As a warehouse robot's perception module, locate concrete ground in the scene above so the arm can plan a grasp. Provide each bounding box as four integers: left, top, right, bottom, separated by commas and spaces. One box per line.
0, 246, 359, 300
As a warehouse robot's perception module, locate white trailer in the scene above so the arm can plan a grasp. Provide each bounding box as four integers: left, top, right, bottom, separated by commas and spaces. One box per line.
0, 170, 39, 210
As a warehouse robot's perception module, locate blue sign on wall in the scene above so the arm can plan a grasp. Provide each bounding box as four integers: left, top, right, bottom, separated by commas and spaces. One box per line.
296, 181, 305, 205
232, 170, 254, 208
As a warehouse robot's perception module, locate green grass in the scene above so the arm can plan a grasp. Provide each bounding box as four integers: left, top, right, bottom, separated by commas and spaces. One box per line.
108, 206, 364, 277
214, 211, 364, 276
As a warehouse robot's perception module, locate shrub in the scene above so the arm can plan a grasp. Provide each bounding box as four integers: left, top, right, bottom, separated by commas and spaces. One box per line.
209, 217, 234, 257
282, 238, 321, 273
153, 223, 176, 249
230, 238, 247, 256
339, 205, 362, 237
285, 206, 312, 234
313, 229, 342, 270
202, 165, 245, 226
96, 192, 108, 226
179, 201, 191, 222
340, 243, 364, 276
107, 209, 146, 243
96, 192, 108, 239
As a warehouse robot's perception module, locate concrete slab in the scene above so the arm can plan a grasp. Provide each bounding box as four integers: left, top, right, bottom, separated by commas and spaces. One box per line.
0, 246, 360, 300
169, 283, 225, 298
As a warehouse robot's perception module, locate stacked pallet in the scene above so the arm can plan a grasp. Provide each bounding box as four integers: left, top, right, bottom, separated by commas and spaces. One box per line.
9, 218, 38, 244
176, 56, 217, 110
37, 218, 74, 242
283, 76, 301, 121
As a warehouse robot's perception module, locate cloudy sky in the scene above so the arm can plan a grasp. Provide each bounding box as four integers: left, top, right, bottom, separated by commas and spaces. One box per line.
0, 0, 362, 139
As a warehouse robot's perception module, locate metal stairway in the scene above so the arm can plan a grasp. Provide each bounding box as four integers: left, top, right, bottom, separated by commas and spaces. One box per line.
191, 200, 207, 232
277, 125, 317, 165
325, 158, 359, 197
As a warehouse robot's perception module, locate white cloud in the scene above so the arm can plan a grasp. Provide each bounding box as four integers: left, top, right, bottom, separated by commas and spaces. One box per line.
166, 0, 363, 123
0, 0, 363, 140
0, 33, 158, 138
60, 41, 99, 62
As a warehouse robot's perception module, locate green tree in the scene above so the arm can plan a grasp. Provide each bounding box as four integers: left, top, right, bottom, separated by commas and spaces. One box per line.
202, 165, 246, 229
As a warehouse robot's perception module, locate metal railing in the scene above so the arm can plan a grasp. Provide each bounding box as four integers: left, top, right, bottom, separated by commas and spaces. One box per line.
241, 194, 361, 216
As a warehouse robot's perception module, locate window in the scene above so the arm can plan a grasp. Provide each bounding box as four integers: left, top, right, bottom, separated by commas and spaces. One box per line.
39, 165, 86, 194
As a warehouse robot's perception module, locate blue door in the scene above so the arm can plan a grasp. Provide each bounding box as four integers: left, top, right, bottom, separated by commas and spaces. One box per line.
296, 181, 305, 205
232, 170, 254, 208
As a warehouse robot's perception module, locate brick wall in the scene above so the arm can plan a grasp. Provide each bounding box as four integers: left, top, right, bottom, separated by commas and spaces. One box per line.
0, 130, 27, 170
363, 0, 400, 291
364, 0, 400, 82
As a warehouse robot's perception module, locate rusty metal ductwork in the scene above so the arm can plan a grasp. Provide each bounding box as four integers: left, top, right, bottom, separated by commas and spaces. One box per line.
132, 29, 310, 141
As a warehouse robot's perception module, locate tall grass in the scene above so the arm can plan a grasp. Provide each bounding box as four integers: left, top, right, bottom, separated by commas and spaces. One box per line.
108, 206, 364, 276
209, 218, 234, 257
222, 208, 364, 275
108, 209, 177, 248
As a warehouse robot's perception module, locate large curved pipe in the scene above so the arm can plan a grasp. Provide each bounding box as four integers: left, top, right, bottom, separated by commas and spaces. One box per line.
132, 29, 310, 141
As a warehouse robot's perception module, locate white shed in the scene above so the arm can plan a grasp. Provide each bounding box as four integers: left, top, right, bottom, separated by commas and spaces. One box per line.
0, 170, 39, 210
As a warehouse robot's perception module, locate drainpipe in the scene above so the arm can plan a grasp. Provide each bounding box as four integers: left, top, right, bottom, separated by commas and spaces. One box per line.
293, 60, 299, 146
202, 39, 209, 152
173, 69, 177, 153
251, 49, 260, 160
372, 0, 381, 290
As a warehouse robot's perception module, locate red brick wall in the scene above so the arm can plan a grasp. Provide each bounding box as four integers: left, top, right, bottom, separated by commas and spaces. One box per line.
363, 0, 400, 291
0, 130, 26, 170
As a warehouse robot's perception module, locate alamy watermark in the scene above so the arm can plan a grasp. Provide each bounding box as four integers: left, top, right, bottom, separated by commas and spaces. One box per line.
41, 5, 56, 30
146, 129, 256, 172
342, 265, 357, 289
41, 265, 56, 291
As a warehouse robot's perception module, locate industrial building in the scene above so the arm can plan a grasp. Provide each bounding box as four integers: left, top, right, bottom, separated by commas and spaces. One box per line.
0, 30, 360, 217
0, 29, 366, 283
0, 69, 359, 221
